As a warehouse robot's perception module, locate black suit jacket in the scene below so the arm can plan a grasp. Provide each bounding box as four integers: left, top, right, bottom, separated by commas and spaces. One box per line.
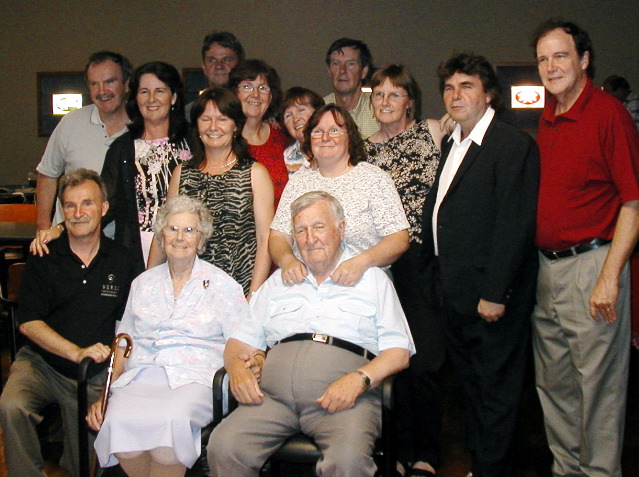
421, 116, 539, 317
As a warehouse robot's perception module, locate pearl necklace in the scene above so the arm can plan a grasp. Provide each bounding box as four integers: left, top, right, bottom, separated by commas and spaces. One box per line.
206, 157, 238, 170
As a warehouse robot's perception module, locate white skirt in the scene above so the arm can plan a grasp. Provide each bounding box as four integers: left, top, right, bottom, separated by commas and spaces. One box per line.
94, 367, 213, 468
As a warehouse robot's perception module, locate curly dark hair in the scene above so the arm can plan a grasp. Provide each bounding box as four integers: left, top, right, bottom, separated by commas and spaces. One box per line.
301, 104, 367, 168
189, 87, 252, 169
228, 59, 282, 122
436, 53, 504, 114
126, 61, 188, 142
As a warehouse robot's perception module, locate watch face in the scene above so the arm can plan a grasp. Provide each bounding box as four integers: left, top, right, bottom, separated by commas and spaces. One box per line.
357, 370, 371, 389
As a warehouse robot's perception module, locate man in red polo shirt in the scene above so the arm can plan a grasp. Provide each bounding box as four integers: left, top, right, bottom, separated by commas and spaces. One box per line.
532, 19, 639, 477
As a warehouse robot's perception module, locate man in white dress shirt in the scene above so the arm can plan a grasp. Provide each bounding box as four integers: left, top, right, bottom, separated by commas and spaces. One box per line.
208, 191, 414, 477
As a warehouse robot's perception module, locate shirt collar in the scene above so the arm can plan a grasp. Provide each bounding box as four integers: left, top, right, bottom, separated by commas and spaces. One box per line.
541, 77, 596, 124
448, 107, 495, 146
89, 104, 107, 126
53, 230, 110, 258
303, 243, 355, 286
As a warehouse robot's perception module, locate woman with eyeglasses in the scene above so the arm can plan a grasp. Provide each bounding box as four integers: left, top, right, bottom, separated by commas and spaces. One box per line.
281, 87, 325, 175
88, 195, 250, 476
148, 87, 274, 298
228, 60, 289, 205
365, 64, 446, 477
269, 103, 409, 287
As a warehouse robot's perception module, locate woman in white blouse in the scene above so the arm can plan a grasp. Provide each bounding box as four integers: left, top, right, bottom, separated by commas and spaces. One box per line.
269, 104, 410, 287
87, 195, 251, 476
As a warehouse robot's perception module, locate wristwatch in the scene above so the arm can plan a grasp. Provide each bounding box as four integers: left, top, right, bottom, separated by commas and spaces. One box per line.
356, 370, 372, 390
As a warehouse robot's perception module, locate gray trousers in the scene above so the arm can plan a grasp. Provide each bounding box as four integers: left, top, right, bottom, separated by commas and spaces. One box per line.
532, 246, 630, 477
208, 341, 381, 477
0, 346, 103, 477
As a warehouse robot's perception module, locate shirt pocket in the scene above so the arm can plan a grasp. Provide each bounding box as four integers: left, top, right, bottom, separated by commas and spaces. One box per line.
268, 301, 305, 329
337, 300, 378, 343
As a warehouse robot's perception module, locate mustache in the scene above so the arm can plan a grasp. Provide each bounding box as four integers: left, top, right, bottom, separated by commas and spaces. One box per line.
68, 217, 91, 224
95, 93, 115, 101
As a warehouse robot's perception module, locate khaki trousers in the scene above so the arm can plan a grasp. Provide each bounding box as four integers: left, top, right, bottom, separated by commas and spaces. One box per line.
533, 245, 630, 477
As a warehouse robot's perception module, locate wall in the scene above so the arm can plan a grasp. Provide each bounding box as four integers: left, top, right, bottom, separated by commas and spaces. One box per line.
1, 0, 637, 183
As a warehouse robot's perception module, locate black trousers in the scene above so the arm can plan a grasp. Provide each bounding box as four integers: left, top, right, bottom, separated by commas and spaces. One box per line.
441, 294, 530, 477
392, 244, 446, 467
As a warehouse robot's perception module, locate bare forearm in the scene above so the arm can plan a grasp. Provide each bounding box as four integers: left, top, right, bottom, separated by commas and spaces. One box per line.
357, 347, 409, 388
223, 338, 260, 374
268, 230, 295, 268
19, 320, 83, 362
146, 237, 165, 269
36, 174, 58, 230
599, 200, 639, 282
358, 230, 409, 269
249, 240, 271, 295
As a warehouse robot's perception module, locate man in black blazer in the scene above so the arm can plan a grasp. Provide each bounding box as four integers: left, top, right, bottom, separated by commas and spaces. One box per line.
421, 53, 539, 477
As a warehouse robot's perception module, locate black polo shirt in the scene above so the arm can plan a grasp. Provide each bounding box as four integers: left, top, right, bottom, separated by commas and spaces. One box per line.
17, 232, 141, 378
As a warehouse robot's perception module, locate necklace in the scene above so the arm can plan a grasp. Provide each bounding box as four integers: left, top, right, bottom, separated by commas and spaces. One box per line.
206, 157, 238, 170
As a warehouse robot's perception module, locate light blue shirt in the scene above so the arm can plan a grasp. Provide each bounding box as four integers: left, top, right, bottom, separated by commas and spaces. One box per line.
112, 257, 249, 389
232, 247, 415, 356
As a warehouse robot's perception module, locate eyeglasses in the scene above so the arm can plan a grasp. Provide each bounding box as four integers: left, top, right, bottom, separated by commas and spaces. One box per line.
238, 83, 271, 94
371, 91, 408, 102
310, 128, 348, 139
163, 226, 200, 239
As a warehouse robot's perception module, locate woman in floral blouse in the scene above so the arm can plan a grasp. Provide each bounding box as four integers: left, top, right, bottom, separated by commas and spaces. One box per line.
30, 62, 191, 269
101, 61, 192, 268
364, 64, 446, 477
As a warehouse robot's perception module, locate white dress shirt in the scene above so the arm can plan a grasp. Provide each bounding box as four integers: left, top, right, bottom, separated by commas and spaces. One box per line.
432, 107, 495, 254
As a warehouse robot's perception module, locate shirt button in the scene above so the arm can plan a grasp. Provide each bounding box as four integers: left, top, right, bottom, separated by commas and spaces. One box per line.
82, 280, 87, 284
81, 265, 86, 269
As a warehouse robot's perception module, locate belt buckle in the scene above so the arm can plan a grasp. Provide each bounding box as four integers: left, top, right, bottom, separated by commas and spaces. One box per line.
312, 333, 328, 343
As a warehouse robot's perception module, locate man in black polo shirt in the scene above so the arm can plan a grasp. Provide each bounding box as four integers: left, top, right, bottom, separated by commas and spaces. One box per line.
0, 168, 140, 477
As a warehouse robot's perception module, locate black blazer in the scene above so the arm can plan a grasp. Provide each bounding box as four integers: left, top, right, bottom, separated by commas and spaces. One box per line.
101, 132, 193, 269
421, 117, 539, 317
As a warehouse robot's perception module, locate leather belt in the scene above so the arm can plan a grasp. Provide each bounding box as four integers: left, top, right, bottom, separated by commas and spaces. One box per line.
539, 238, 611, 260
277, 333, 377, 360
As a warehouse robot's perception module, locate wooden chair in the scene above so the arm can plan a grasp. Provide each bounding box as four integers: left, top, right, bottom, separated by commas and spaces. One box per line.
0, 204, 37, 290
0, 262, 26, 364
0, 203, 37, 222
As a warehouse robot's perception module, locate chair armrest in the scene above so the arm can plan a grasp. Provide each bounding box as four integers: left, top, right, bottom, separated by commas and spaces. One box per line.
77, 357, 93, 477
212, 366, 228, 426
0, 295, 18, 361
380, 374, 397, 477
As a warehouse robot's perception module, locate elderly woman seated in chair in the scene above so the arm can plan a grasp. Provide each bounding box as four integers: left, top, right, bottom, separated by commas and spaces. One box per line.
86, 195, 251, 476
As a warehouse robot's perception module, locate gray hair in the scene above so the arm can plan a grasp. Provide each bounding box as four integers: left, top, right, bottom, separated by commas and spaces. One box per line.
290, 191, 345, 224
153, 195, 214, 254
58, 168, 107, 202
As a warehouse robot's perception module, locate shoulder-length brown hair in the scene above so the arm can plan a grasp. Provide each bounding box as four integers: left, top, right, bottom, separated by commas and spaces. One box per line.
189, 87, 252, 169
301, 104, 367, 168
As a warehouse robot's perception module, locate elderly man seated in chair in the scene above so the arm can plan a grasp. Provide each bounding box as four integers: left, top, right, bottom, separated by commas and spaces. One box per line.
207, 191, 414, 477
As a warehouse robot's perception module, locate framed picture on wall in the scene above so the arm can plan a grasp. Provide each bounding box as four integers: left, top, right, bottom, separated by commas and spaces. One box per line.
38, 72, 89, 137
494, 63, 544, 134
183, 68, 208, 104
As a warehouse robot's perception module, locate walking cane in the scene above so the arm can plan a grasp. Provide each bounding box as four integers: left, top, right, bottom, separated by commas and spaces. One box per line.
101, 333, 134, 415
89, 333, 133, 477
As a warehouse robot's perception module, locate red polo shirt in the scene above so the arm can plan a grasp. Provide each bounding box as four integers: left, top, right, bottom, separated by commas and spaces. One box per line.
536, 79, 639, 250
